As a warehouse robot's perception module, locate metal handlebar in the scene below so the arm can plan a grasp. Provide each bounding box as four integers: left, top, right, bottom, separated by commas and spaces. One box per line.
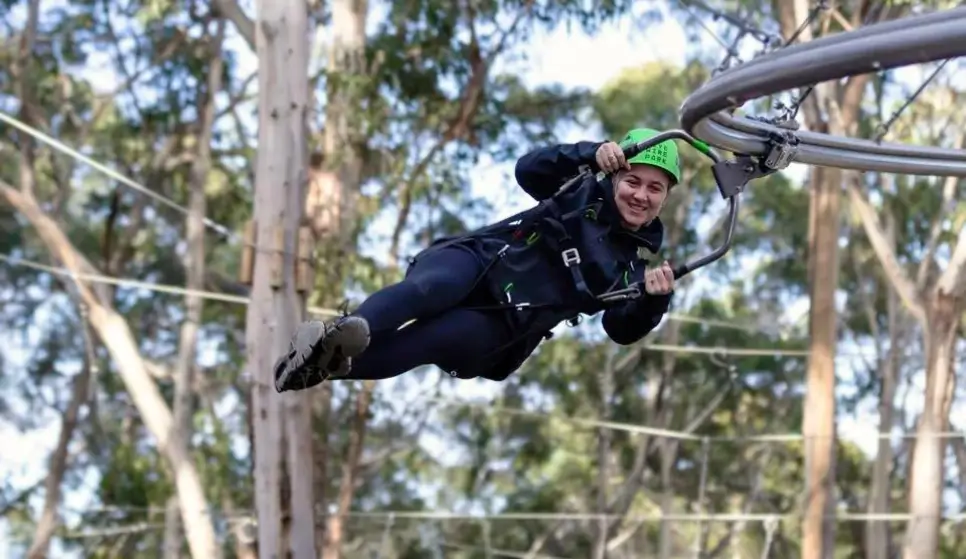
547, 128, 790, 304
619, 128, 723, 165
594, 128, 791, 303
619, 128, 735, 282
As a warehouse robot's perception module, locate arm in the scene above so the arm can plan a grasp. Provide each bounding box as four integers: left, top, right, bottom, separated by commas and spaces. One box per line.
513, 141, 604, 201
601, 291, 673, 345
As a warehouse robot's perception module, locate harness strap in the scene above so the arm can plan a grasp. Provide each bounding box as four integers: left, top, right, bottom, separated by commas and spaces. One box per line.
407, 197, 559, 265
443, 199, 644, 379
539, 198, 597, 304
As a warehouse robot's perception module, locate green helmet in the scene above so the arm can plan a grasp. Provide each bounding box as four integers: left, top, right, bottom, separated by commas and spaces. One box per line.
617, 128, 681, 185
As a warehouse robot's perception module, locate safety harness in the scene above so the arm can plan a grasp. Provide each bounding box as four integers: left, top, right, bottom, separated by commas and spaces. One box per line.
404, 177, 646, 379
416, 194, 625, 313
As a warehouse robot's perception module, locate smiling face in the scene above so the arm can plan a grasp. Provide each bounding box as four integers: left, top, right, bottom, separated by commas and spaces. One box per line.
613, 164, 672, 230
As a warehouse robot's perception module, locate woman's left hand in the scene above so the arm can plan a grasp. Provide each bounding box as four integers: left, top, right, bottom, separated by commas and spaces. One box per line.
595, 141, 631, 174
644, 261, 675, 295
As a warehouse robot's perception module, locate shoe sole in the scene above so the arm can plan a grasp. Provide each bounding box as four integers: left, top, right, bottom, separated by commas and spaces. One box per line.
274, 317, 370, 392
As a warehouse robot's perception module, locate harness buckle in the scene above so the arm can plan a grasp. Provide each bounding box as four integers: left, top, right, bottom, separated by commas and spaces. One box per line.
561, 248, 581, 267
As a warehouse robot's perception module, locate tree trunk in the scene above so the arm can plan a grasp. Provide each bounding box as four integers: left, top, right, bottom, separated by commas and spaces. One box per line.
772, 3, 876, 556
322, 0, 368, 247
248, 0, 314, 556
26, 317, 93, 559
802, 162, 841, 559
847, 177, 966, 559
163, 21, 226, 558
952, 437, 966, 512
658, 439, 677, 559
865, 275, 900, 559
845, 134, 966, 559
321, 382, 374, 559
311, 0, 370, 554
0, 184, 223, 559
593, 350, 617, 559
163, 497, 181, 559
771, 5, 839, 555
13, 0, 40, 197
849, 182, 966, 559
903, 291, 961, 558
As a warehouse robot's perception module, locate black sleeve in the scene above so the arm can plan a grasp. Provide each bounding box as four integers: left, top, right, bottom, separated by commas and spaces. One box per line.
601, 292, 673, 345
513, 141, 604, 201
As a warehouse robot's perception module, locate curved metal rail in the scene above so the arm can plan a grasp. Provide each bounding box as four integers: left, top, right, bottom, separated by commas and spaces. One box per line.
679, 6, 966, 176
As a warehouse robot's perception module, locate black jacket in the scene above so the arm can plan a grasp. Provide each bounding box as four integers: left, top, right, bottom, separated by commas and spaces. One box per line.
412, 141, 673, 380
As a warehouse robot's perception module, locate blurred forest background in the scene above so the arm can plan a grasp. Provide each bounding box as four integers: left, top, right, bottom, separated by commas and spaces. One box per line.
1, 0, 965, 558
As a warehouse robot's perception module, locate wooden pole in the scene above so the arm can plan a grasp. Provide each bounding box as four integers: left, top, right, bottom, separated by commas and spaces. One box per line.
247, 0, 317, 557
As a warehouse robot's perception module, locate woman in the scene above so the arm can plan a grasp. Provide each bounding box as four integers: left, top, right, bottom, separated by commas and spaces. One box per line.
274, 128, 679, 392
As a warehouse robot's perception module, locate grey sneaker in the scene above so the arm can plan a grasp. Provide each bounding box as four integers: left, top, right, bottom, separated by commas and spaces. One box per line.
273, 315, 370, 392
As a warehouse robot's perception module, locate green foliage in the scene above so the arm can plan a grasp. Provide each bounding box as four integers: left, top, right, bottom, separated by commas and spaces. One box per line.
1, 0, 965, 557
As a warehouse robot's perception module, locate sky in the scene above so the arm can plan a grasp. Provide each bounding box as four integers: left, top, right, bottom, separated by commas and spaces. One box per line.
0, 0, 963, 555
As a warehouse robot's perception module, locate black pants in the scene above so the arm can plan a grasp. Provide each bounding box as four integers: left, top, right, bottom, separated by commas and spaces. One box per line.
339, 246, 512, 380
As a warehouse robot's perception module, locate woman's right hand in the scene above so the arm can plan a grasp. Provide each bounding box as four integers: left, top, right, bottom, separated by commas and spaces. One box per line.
596, 141, 631, 174
644, 261, 675, 295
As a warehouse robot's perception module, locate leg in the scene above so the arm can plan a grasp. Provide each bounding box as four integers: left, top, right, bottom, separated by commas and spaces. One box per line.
335, 307, 513, 381
274, 246, 487, 392
352, 246, 486, 337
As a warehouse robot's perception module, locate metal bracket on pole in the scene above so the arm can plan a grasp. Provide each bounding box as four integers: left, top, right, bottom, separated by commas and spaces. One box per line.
270, 226, 285, 289
239, 220, 256, 286
295, 225, 314, 294
241, 221, 315, 292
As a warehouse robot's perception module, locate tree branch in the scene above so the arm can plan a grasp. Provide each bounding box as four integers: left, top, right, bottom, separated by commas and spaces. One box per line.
12, 0, 41, 196
164, 23, 226, 555
387, 35, 488, 263
0, 180, 223, 559
0, 478, 44, 518
936, 225, 966, 299
593, 347, 617, 559
322, 381, 376, 559
845, 172, 926, 323
839, 3, 901, 119
916, 174, 958, 289
26, 320, 92, 559
952, 437, 966, 501
213, 0, 255, 50
917, 124, 964, 290
386, 0, 535, 264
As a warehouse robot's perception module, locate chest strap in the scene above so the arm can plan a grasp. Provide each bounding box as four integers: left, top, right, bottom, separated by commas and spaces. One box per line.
536, 198, 598, 305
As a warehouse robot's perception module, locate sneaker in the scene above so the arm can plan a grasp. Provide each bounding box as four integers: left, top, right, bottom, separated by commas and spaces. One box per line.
273, 315, 370, 392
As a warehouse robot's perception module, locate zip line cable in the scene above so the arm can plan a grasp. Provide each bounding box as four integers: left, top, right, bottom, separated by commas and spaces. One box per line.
426, 397, 965, 443
0, 111, 301, 263
0, 112, 238, 241
58, 506, 966, 530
